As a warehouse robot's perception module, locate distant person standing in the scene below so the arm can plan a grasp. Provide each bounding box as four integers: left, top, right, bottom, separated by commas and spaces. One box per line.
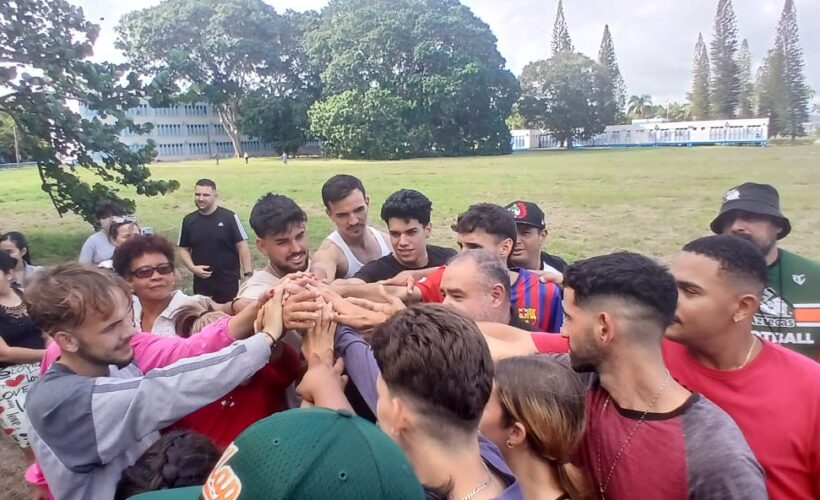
282, 151, 288, 166
178, 179, 253, 303
711, 182, 820, 361
78, 201, 125, 265
244, 151, 249, 164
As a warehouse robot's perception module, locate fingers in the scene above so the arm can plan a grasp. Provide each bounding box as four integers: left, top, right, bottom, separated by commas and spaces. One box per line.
332, 356, 345, 377
346, 297, 377, 311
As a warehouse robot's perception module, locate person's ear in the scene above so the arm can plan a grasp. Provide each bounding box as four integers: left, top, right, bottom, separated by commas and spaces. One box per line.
598, 311, 616, 344
499, 238, 514, 259
388, 396, 413, 440
424, 223, 432, 239
491, 283, 506, 307
255, 238, 266, 254
734, 293, 759, 323
53, 331, 79, 354
506, 421, 527, 448
365, 195, 370, 207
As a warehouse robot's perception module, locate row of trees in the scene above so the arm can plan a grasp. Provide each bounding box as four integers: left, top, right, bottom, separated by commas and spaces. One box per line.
688, 0, 809, 138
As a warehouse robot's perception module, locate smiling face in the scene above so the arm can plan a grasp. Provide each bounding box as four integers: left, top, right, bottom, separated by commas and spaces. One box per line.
56, 290, 136, 370
387, 218, 430, 268
127, 252, 176, 303
326, 189, 369, 240
256, 222, 309, 276
510, 224, 546, 269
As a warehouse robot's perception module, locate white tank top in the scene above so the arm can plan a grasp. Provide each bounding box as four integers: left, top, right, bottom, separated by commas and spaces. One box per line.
326, 226, 392, 278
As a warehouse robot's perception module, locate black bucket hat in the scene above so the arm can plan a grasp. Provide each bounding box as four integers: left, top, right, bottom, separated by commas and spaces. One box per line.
710, 182, 791, 239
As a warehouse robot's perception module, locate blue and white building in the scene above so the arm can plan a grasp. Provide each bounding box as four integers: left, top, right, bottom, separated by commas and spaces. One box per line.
511, 117, 770, 150
80, 101, 319, 162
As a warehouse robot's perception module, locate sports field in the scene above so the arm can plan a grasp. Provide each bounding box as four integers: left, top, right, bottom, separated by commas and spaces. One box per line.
0, 145, 819, 497
2, 145, 819, 266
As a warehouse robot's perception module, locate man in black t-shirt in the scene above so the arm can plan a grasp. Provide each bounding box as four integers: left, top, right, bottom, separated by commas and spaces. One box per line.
353, 189, 456, 283
178, 179, 253, 303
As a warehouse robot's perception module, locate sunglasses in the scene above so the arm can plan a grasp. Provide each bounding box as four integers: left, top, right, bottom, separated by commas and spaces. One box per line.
130, 262, 175, 279
110, 215, 137, 224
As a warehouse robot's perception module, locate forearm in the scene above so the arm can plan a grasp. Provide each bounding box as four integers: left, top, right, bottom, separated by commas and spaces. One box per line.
334, 326, 380, 414
178, 248, 196, 272
302, 385, 354, 413
332, 283, 409, 303
237, 242, 252, 275
309, 260, 336, 282
0, 346, 46, 365
227, 301, 263, 339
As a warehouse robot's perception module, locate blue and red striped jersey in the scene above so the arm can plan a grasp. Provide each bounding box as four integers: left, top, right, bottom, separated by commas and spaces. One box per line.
509, 268, 563, 333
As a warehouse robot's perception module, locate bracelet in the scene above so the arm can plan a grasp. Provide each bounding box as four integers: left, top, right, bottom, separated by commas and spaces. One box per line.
229, 297, 240, 315
261, 331, 279, 346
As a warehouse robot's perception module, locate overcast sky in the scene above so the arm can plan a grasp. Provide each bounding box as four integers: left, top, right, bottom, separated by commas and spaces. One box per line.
75, 0, 819, 105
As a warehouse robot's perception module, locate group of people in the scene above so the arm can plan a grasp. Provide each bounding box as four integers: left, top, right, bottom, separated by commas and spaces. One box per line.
0, 175, 818, 500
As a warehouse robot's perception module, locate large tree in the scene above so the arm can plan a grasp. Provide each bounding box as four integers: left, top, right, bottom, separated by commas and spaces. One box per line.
305, 0, 518, 158
737, 39, 755, 118
519, 52, 617, 149
0, 0, 178, 225
689, 33, 711, 120
756, 46, 788, 136
550, 0, 574, 55
774, 0, 809, 139
116, 0, 309, 157
709, 0, 740, 118
598, 25, 626, 117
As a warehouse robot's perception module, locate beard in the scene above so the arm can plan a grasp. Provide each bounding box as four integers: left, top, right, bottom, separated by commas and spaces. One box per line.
732, 231, 775, 257
76, 341, 134, 370
568, 329, 605, 373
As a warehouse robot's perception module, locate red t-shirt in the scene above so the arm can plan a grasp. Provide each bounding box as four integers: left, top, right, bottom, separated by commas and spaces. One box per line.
168, 344, 301, 449
663, 339, 820, 500
415, 266, 446, 303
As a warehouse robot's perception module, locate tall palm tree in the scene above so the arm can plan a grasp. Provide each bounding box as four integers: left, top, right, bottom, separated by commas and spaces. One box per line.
627, 94, 653, 117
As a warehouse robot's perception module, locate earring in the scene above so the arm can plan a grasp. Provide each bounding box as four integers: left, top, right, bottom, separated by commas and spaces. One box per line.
505, 440, 513, 449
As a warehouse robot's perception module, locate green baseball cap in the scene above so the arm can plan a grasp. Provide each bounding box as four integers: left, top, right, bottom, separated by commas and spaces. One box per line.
128, 408, 424, 500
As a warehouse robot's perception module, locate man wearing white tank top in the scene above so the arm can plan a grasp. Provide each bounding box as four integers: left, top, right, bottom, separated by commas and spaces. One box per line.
310, 174, 392, 280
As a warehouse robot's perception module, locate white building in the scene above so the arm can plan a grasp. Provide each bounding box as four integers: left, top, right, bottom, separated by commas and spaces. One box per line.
511, 117, 769, 150
79, 102, 319, 162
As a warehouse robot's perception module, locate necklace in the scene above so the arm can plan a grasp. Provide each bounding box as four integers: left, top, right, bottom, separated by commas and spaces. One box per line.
595, 370, 672, 499
461, 462, 492, 500
737, 336, 758, 369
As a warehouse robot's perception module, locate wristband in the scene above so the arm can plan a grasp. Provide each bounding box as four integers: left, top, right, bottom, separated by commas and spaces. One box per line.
261, 330, 279, 346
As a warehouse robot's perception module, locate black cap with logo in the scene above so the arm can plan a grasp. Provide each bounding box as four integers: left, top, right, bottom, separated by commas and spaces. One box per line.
504, 201, 546, 230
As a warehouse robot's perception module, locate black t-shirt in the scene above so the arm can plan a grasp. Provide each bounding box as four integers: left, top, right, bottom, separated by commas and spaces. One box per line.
540, 251, 569, 273
0, 297, 45, 369
179, 206, 247, 282
354, 245, 457, 283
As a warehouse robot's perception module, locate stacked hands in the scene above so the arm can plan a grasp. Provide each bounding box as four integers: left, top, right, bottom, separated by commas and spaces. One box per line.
251, 271, 404, 409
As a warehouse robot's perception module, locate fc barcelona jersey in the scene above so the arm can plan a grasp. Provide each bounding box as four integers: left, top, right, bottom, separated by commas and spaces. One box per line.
509, 268, 563, 333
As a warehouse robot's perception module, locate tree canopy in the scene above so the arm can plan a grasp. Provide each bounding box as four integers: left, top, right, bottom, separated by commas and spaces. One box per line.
519, 52, 617, 149
303, 0, 519, 158
1, 0, 178, 225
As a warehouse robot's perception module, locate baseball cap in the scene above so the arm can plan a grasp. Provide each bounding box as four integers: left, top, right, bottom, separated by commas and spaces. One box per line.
129, 408, 424, 500
504, 201, 546, 229
710, 183, 791, 239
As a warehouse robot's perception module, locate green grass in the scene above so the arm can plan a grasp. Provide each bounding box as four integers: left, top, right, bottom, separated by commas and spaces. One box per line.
2, 145, 820, 270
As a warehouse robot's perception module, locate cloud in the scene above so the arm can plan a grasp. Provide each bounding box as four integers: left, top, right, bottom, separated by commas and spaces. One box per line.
73, 0, 819, 103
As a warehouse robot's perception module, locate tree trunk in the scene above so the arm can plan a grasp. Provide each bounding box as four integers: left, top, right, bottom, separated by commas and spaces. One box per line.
216, 99, 244, 157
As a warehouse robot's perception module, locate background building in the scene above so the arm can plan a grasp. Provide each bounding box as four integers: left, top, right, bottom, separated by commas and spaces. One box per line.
79, 101, 319, 162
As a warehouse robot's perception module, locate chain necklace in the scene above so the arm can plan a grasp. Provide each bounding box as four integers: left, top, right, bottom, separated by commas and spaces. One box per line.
737, 336, 758, 369
461, 462, 492, 500
595, 370, 672, 500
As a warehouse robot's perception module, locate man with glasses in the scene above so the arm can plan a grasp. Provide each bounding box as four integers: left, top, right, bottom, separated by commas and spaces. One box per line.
178, 179, 253, 303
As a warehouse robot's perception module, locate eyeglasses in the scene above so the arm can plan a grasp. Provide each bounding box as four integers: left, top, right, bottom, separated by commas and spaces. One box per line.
111, 215, 137, 224
130, 262, 175, 279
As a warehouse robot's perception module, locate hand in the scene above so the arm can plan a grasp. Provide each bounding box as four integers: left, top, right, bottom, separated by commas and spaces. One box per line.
255, 284, 285, 341
282, 289, 322, 330
378, 270, 417, 288
347, 285, 406, 317
192, 265, 212, 279
296, 348, 348, 408
303, 301, 337, 358
532, 269, 563, 285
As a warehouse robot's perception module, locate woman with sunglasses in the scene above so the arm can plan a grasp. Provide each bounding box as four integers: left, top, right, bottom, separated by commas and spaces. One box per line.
0, 231, 43, 290
111, 234, 223, 335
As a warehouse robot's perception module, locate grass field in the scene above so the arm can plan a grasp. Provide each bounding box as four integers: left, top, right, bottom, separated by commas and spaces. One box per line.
2, 145, 820, 267
0, 145, 819, 498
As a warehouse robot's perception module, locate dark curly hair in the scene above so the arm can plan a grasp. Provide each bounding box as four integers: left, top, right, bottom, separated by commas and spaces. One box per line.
451, 203, 517, 246
115, 430, 220, 500
249, 193, 307, 238
112, 235, 176, 278
380, 189, 432, 226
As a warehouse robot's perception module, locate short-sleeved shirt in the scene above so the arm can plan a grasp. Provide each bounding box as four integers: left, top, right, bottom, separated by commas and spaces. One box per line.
178, 207, 248, 283
78, 231, 116, 265
353, 245, 456, 283
753, 249, 820, 361
540, 251, 569, 273
132, 291, 211, 337
663, 339, 820, 499
564, 355, 767, 499
416, 266, 562, 332
237, 268, 281, 299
